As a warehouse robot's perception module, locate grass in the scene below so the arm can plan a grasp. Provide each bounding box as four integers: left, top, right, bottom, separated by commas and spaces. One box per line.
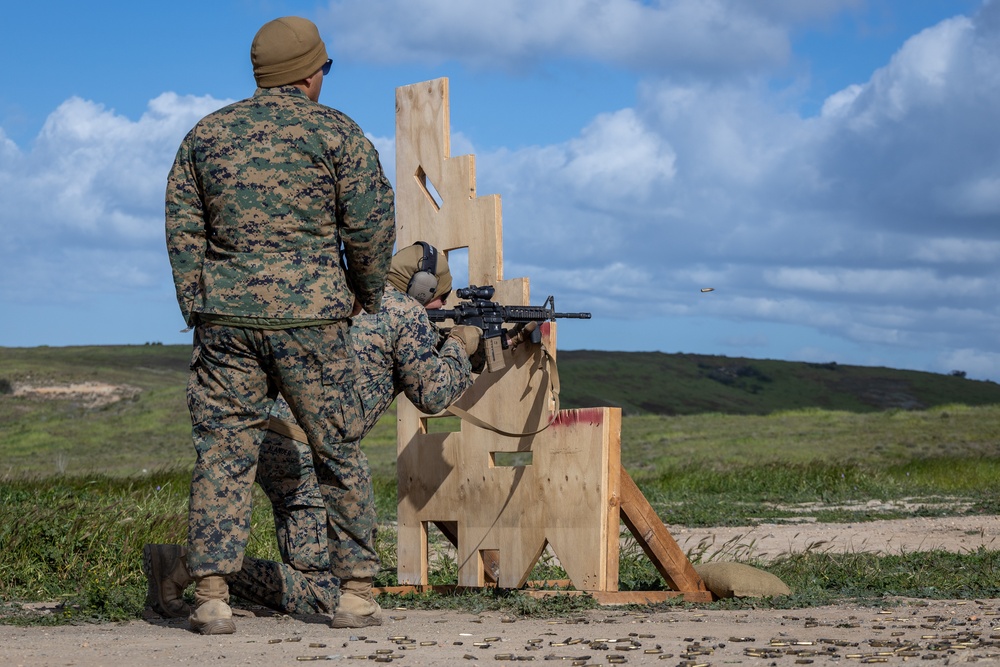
623, 404, 1000, 476
0, 469, 282, 623
3, 451, 999, 623
3, 344, 1000, 623
0, 345, 192, 476
638, 457, 1000, 526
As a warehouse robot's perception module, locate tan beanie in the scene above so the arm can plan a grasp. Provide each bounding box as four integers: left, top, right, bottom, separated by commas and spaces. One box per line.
387, 243, 453, 304
251, 17, 329, 88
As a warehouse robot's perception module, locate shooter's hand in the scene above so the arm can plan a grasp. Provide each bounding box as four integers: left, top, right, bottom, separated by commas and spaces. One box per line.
448, 325, 483, 356
508, 321, 539, 350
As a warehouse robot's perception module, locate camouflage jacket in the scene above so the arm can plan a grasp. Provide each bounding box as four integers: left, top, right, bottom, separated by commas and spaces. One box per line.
354, 285, 473, 425
271, 285, 473, 438
165, 86, 396, 325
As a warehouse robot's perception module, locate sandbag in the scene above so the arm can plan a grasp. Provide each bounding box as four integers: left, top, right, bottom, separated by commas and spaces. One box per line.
694, 562, 791, 599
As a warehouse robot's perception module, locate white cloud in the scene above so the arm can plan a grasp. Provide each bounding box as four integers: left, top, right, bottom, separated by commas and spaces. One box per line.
368, 134, 397, 185
763, 267, 993, 299
318, 0, 863, 74
820, 84, 863, 117
557, 109, 677, 201
8, 93, 224, 241
467, 1, 1000, 372
0, 93, 228, 302
812, 4, 1000, 225
0, 127, 18, 160
911, 237, 1000, 264
938, 348, 1000, 381
834, 20, 966, 130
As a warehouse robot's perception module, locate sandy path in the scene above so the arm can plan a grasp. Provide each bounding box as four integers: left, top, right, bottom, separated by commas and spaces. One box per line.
668, 514, 1000, 561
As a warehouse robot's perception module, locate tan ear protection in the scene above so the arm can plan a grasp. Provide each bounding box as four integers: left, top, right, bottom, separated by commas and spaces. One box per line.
406, 242, 438, 305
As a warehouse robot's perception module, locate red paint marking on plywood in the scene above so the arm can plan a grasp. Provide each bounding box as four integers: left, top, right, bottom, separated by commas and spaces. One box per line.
551, 407, 606, 428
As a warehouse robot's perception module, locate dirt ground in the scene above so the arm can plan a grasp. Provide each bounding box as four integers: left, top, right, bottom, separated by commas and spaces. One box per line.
3, 515, 1000, 667
10, 381, 142, 409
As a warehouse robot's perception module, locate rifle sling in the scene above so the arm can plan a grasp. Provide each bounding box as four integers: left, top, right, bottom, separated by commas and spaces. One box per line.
446, 341, 561, 438
268, 415, 309, 443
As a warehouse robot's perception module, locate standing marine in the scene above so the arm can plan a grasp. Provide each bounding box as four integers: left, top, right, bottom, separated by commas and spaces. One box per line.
163, 16, 395, 634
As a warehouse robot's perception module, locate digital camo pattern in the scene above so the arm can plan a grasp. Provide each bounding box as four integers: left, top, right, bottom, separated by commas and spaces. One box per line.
258, 395, 376, 581
245, 285, 473, 611
255, 400, 330, 572
185, 321, 365, 579
353, 284, 474, 424
227, 555, 338, 615
165, 85, 396, 326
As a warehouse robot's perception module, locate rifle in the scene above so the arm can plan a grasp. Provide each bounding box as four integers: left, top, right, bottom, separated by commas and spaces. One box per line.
427, 285, 591, 372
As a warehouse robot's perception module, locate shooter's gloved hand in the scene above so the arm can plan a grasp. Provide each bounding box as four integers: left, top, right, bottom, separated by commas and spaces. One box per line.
508, 321, 540, 349
448, 325, 483, 356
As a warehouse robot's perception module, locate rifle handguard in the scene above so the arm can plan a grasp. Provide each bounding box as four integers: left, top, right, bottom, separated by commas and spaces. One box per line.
427, 286, 590, 373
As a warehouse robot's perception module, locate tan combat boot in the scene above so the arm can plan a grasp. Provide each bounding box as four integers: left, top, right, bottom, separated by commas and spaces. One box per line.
331, 577, 383, 628
189, 575, 236, 635
142, 544, 193, 618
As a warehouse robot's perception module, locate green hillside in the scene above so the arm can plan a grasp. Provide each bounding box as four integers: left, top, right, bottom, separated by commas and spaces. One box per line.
0, 345, 194, 477
557, 350, 1000, 415
3, 344, 1000, 476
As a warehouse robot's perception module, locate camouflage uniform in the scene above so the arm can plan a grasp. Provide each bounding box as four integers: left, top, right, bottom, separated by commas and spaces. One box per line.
225, 285, 473, 614
164, 84, 396, 603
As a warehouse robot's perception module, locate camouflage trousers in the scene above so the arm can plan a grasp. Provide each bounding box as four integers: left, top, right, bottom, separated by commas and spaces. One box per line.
223, 426, 379, 615
226, 555, 339, 615
185, 321, 365, 610
257, 400, 379, 581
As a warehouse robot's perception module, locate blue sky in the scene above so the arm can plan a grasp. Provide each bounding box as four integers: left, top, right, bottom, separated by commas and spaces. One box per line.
2, 0, 999, 381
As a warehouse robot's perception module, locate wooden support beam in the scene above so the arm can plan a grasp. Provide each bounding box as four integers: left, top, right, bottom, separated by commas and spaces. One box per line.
619, 470, 709, 595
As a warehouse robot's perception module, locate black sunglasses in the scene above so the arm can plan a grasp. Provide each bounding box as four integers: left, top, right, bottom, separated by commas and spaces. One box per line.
321, 59, 332, 76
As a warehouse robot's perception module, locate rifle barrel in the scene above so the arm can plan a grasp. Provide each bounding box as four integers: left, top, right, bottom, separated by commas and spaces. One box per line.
427, 306, 591, 321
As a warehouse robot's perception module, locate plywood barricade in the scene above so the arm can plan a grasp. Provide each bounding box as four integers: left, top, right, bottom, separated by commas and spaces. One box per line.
386, 78, 711, 604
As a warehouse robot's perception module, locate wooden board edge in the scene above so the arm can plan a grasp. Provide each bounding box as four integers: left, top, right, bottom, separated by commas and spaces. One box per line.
523, 590, 715, 604
374, 584, 715, 605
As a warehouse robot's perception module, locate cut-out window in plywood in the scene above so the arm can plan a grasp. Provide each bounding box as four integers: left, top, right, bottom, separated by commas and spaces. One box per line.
414, 165, 443, 211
